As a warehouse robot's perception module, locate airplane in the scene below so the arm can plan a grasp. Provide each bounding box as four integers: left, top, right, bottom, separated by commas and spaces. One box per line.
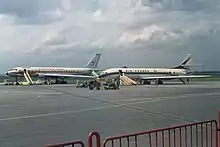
5, 53, 101, 84
98, 54, 210, 85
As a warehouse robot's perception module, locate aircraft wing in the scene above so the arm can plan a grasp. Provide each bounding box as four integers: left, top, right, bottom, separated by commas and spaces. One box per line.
38, 73, 96, 79
140, 75, 211, 80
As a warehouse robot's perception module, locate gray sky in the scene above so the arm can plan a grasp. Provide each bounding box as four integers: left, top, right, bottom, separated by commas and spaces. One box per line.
0, 0, 220, 73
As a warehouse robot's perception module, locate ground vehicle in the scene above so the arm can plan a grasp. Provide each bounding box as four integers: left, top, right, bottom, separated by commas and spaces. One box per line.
103, 80, 120, 90
88, 80, 101, 90
76, 83, 88, 88
76, 81, 89, 88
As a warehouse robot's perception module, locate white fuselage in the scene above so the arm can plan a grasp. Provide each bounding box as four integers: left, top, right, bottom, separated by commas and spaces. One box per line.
99, 67, 189, 77
6, 67, 94, 77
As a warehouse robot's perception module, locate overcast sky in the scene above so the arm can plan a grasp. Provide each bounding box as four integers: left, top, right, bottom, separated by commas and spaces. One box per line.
0, 0, 220, 73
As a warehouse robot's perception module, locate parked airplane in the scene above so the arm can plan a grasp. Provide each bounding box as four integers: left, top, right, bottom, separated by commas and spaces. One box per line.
98, 54, 210, 85
6, 53, 101, 84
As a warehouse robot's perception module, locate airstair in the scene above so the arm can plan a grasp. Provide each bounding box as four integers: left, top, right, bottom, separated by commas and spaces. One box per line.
23, 69, 33, 85
119, 75, 137, 86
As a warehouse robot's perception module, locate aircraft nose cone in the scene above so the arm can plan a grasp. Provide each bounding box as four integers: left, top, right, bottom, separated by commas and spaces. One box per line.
5, 72, 8, 75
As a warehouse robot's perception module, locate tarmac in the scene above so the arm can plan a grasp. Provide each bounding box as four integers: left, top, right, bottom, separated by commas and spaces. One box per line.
0, 81, 220, 147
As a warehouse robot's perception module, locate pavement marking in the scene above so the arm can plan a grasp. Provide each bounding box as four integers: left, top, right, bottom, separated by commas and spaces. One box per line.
113, 92, 220, 103
0, 92, 219, 121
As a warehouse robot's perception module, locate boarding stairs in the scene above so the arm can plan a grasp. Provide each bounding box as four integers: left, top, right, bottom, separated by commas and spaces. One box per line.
23, 69, 33, 85
119, 75, 137, 86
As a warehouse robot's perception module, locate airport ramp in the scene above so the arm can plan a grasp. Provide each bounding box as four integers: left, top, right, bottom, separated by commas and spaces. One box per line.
120, 75, 137, 86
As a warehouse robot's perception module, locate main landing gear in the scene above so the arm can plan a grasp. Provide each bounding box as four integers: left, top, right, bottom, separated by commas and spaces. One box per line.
140, 79, 163, 85
55, 78, 67, 84
141, 80, 151, 85
155, 79, 163, 85
179, 78, 190, 84
15, 77, 19, 85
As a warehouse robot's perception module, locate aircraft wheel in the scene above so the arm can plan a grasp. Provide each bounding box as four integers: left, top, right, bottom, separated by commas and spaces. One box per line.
142, 80, 151, 85
158, 81, 163, 84
89, 85, 93, 90
146, 81, 151, 84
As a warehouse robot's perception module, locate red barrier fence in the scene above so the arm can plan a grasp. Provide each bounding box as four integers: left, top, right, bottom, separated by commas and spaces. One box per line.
46, 141, 85, 147
46, 111, 220, 147
218, 111, 220, 146
101, 120, 218, 147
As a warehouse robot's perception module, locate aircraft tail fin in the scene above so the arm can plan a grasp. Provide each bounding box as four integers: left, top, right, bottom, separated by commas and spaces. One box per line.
173, 54, 192, 69
85, 53, 101, 69
174, 54, 192, 69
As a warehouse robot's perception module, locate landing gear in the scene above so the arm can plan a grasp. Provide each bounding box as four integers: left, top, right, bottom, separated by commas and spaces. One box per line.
15, 77, 19, 85
155, 79, 163, 85
178, 78, 190, 84
186, 78, 189, 83
44, 78, 52, 85
89, 84, 94, 90
55, 78, 67, 84
141, 80, 151, 85
179, 78, 186, 84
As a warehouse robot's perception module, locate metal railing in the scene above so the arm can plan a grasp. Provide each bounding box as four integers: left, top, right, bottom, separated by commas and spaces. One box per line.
46, 140, 85, 147
101, 120, 218, 147
46, 111, 220, 147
